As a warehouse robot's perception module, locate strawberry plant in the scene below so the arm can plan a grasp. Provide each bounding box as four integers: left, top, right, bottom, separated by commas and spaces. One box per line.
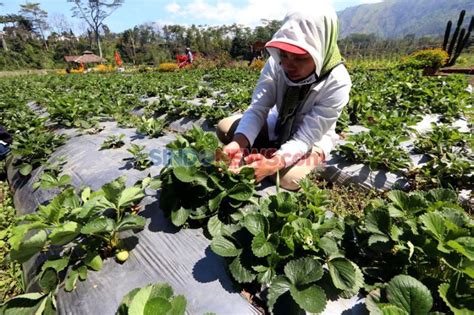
1, 176, 147, 314
343, 189, 474, 314
11, 129, 67, 176
123, 144, 152, 170
159, 126, 257, 227
335, 129, 412, 173
100, 134, 125, 150
409, 124, 473, 189
136, 117, 167, 138
117, 283, 187, 315
210, 180, 364, 314
32, 157, 71, 190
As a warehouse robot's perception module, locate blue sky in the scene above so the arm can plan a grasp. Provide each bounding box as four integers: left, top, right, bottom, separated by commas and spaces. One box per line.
1, 0, 383, 34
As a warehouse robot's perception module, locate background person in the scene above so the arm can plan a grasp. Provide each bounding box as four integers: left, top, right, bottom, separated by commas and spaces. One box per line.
217, 4, 351, 190
186, 47, 193, 64
0, 125, 12, 161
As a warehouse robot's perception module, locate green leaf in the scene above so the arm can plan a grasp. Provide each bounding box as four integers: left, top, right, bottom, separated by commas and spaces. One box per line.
58, 174, 72, 186
386, 275, 433, 315
380, 305, 409, 315
207, 216, 240, 237
267, 276, 291, 312
388, 190, 426, 214
41, 258, 69, 273
251, 232, 275, 258
81, 187, 91, 202
170, 295, 187, 315
284, 257, 323, 286
49, 221, 81, 245
19, 163, 33, 176
319, 237, 339, 255
143, 297, 172, 315
243, 213, 268, 236
171, 207, 190, 227
9, 222, 47, 250
289, 284, 326, 314
81, 217, 115, 235
173, 166, 197, 183
227, 183, 253, 201
420, 212, 446, 241
39, 268, 58, 293
438, 283, 472, 315
84, 253, 103, 271
128, 285, 153, 315
366, 208, 391, 235
10, 229, 48, 263
229, 255, 256, 283
149, 283, 173, 300
0, 293, 46, 315
64, 270, 79, 292
207, 215, 224, 237
117, 186, 144, 210
368, 234, 391, 247
254, 265, 275, 284
328, 257, 364, 292
116, 214, 146, 231
101, 176, 126, 207
77, 265, 88, 280
210, 236, 241, 257
426, 189, 457, 204
447, 237, 474, 261
208, 191, 226, 212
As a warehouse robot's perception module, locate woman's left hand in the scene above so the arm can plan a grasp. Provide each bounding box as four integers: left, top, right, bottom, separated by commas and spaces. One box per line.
244, 153, 285, 182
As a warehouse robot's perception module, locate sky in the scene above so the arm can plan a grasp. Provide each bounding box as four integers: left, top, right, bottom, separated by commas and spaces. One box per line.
1, 0, 383, 34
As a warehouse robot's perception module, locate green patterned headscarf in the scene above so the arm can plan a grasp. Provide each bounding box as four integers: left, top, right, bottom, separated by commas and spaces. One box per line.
266, 3, 343, 78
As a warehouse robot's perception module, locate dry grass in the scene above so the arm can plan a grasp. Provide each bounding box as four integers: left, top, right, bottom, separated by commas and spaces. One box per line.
0, 69, 53, 78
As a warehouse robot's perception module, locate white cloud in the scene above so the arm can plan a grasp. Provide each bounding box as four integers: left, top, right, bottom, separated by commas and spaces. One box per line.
165, 3, 181, 14
158, 0, 382, 27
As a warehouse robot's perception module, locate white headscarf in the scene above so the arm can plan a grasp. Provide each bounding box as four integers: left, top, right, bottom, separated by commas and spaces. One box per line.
265, 3, 342, 79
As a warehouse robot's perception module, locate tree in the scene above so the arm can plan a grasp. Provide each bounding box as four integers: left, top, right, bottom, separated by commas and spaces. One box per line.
19, 2, 49, 50
67, 0, 123, 58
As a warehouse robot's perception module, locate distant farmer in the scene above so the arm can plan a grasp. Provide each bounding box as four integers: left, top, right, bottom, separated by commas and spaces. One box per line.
216, 4, 351, 191
186, 47, 193, 63
0, 125, 12, 161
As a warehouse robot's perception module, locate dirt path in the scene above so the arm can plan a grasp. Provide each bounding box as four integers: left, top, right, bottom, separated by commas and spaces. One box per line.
0, 69, 56, 77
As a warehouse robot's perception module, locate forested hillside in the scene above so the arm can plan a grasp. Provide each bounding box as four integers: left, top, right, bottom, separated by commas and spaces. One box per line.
338, 0, 474, 38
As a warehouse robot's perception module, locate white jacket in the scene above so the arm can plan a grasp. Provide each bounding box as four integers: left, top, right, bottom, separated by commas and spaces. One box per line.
235, 58, 351, 166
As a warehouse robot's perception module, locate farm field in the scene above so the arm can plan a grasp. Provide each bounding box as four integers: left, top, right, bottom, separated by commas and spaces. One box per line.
0, 66, 473, 314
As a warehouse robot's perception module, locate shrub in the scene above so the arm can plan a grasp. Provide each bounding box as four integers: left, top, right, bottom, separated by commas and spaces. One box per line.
158, 62, 179, 72
400, 48, 449, 70
93, 64, 115, 72
249, 58, 265, 71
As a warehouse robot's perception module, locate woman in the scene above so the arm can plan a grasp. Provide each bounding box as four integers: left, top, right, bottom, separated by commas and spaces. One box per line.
217, 4, 351, 190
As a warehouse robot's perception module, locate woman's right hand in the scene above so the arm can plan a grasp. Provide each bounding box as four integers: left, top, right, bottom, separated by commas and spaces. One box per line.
223, 141, 243, 169
222, 133, 250, 170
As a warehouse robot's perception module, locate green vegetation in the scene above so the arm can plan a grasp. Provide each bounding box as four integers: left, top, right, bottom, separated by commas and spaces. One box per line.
0, 163, 24, 302
160, 135, 473, 313
0, 64, 472, 313
1, 176, 149, 314
117, 283, 187, 315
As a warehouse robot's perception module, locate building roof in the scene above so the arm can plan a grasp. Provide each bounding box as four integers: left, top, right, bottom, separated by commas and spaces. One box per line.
64, 51, 107, 64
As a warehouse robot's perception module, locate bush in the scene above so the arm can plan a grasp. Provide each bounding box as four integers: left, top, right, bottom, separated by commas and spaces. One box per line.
158, 62, 179, 72
400, 48, 448, 70
249, 58, 265, 71
93, 64, 115, 72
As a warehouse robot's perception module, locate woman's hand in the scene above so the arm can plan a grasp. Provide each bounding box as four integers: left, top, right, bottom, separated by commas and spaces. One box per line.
244, 153, 286, 182
222, 141, 244, 169
222, 133, 250, 169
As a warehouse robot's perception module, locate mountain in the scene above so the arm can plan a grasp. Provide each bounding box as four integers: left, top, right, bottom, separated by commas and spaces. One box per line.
338, 0, 474, 38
